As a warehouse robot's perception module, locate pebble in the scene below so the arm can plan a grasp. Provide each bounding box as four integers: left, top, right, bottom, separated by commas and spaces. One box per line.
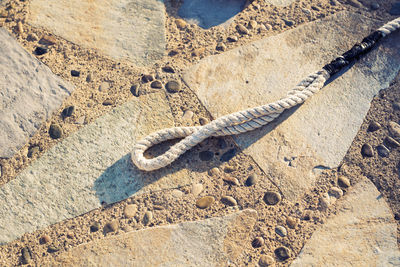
102, 99, 114, 106
338, 176, 351, 188
199, 150, 214, 161
192, 47, 205, 57
172, 189, 184, 198
370, 2, 380, 10
21, 247, 32, 264
302, 8, 312, 16
258, 24, 267, 32
168, 49, 179, 56
166, 80, 180, 93
191, 183, 203, 196
286, 216, 298, 229
319, 193, 330, 210
264, 24, 272, 31
259, 255, 274, 267
275, 225, 287, 237
227, 35, 238, 42
75, 116, 86, 125
162, 66, 175, 73
47, 245, 60, 253
62, 105, 75, 117
220, 148, 236, 162
66, 231, 74, 239
142, 74, 154, 83
27, 33, 39, 41
122, 225, 134, 232
143, 211, 153, 225
223, 176, 240, 186
275, 246, 291, 261
17, 21, 23, 34
248, 20, 257, 29
377, 145, 390, 157
245, 174, 257, 186
221, 196, 237, 206
328, 187, 343, 199
151, 80, 163, 89
90, 222, 100, 232
330, 0, 340, 5
199, 117, 209, 125
98, 82, 110, 92
39, 234, 51, 244
393, 102, 400, 110
123, 204, 137, 218
388, 121, 400, 141
216, 42, 226, 51
218, 138, 227, 149
236, 24, 249, 35
130, 84, 140, 97
39, 35, 56, 45
34, 46, 48, 55
104, 220, 119, 233
182, 110, 193, 121
389, 2, 400, 15
385, 136, 400, 148
223, 165, 235, 173
196, 196, 214, 209
367, 121, 381, 132
283, 19, 294, 27
49, 123, 63, 139
86, 73, 93, 82
252, 237, 264, 248
347, 0, 363, 8
263, 191, 281, 205
209, 167, 220, 176
70, 70, 80, 77
175, 18, 187, 29
361, 144, 373, 157
27, 146, 40, 158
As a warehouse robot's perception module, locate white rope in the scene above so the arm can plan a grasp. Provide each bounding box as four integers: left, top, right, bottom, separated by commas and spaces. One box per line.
131, 17, 400, 171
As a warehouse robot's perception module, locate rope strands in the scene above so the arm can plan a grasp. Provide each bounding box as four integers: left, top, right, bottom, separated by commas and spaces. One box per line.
131, 17, 400, 171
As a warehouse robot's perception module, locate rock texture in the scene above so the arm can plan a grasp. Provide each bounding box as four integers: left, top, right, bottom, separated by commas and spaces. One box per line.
183, 12, 400, 201
28, 0, 166, 66
43, 209, 258, 266
0, 93, 192, 245
291, 178, 400, 266
0, 28, 74, 158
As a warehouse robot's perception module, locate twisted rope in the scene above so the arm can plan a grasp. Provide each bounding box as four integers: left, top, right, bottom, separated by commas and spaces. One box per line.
132, 17, 400, 171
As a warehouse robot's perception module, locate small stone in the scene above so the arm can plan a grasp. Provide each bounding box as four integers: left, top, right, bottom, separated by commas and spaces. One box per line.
70, 70, 80, 77
220, 148, 236, 162
252, 237, 264, 248
236, 24, 249, 35
196, 196, 214, 209
98, 82, 110, 92
90, 222, 100, 232
370, 2, 380, 10
75, 116, 85, 125
162, 65, 175, 73
330, 0, 340, 5
389, 2, 400, 15
182, 110, 193, 121
66, 231, 74, 239
175, 18, 187, 29
259, 255, 274, 267
338, 176, 351, 188
172, 189, 184, 198
191, 183, 203, 196
319, 193, 331, 210
62, 105, 75, 117
209, 167, 220, 176
217, 138, 227, 149
223, 176, 240, 186
27, 146, 40, 158
328, 187, 343, 199
122, 225, 134, 232
39, 234, 51, 244
227, 36, 238, 42
102, 99, 114, 106
275, 246, 291, 261
283, 19, 294, 27
258, 24, 267, 32
192, 47, 205, 57
168, 49, 179, 56
199, 117, 209, 125
104, 220, 119, 233
150, 80, 163, 89
123, 204, 137, 218
166, 80, 180, 93
377, 145, 390, 157
221, 196, 237, 206
27, 33, 39, 41
388, 121, 400, 141
216, 42, 226, 51
130, 84, 140, 97
47, 245, 60, 253
384, 136, 400, 148
49, 123, 62, 139
199, 150, 214, 161
367, 121, 381, 132
143, 211, 153, 225
264, 24, 272, 31
248, 20, 257, 29
302, 8, 312, 16
39, 35, 56, 45
275, 225, 287, 237
17, 21, 23, 34
263, 191, 281, 205
21, 247, 31, 264
361, 144, 373, 157
86, 73, 93, 82
347, 0, 363, 8
34, 46, 48, 55
142, 74, 154, 83
286, 216, 298, 229
224, 165, 235, 173
393, 102, 400, 110
245, 174, 257, 186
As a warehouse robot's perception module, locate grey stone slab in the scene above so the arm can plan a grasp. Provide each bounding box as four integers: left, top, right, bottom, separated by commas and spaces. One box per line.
0, 28, 74, 158
183, 12, 400, 201
291, 178, 400, 267
43, 209, 257, 266
0, 93, 192, 245
28, 0, 166, 66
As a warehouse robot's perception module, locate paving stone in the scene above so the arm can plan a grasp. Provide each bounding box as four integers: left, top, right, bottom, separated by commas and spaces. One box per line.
183, 12, 400, 201
291, 178, 400, 266
28, 0, 166, 66
0, 28, 74, 158
0, 93, 192, 245
42, 209, 257, 266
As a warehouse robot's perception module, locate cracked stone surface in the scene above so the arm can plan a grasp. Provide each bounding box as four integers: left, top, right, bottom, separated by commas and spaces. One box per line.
183, 11, 400, 201
0, 92, 192, 245
27, 0, 166, 66
0, 28, 74, 158
291, 178, 400, 266
42, 209, 258, 266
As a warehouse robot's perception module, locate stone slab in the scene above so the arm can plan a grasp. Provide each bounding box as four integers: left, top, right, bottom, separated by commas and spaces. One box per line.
0, 28, 74, 158
0, 92, 192, 245
183, 12, 400, 201
28, 0, 166, 66
43, 209, 258, 266
291, 178, 400, 266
